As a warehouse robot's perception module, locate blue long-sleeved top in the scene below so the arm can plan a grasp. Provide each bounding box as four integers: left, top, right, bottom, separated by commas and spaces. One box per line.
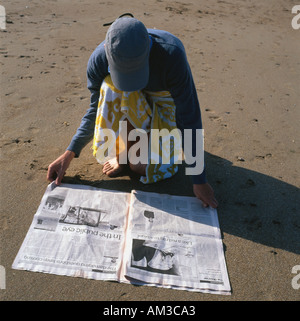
67, 28, 206, 184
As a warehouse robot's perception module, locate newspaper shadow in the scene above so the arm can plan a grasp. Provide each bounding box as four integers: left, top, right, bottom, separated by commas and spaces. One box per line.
63, 152, 300, 255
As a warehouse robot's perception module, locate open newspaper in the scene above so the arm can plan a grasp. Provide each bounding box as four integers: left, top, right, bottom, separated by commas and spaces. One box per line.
12, 183, 231, 295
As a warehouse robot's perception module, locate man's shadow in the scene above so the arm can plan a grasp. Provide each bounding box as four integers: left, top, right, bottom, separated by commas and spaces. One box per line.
63, 151, 300, 255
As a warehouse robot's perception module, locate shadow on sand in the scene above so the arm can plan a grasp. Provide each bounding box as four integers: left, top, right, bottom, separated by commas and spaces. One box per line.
63, 152, 300, 255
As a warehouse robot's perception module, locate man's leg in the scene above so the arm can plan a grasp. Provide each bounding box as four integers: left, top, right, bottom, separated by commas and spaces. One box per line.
102, 119, 147, 176
127, 119, 148, 176
129, 160, 147, 176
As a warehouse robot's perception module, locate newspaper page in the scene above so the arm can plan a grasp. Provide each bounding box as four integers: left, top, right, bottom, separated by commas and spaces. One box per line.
122, 190, 231, 295
12, 183, 130, 281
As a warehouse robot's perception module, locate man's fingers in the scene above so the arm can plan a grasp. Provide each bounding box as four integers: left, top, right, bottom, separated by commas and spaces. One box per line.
198, 194, 218, 209
47, 165, 57, 182
47, 151, 75, 184
47, 164, 64, 185
55, 169, 65, 186
210, 200, 218, 209
206, 198, 218, 209
193, 183, 219, 209
208, 196, 218, 208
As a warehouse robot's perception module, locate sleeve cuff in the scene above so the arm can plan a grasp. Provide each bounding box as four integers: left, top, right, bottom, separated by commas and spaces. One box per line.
66, 143, 81, 158
190, 167, 207, 184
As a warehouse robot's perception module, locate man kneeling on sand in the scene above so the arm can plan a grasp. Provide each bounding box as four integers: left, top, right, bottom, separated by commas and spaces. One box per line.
47, 14, 218, 209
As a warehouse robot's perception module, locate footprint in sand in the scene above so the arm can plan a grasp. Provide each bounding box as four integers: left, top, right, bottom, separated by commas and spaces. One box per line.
65, 82, 82, 89
28, 126, 40, 135
205, 108, 221, 121
209, 115, 221, 121
56, 96, 71, 103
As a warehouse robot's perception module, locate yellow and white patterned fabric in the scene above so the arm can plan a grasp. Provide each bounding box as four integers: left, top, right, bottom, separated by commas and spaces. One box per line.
93, 75, 179, 184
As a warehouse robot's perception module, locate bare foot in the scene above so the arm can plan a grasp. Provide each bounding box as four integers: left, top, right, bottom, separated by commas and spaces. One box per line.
102, 158, 124, 177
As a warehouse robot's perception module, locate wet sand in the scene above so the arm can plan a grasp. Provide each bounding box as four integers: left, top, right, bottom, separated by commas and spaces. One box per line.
0, 0, 299, 301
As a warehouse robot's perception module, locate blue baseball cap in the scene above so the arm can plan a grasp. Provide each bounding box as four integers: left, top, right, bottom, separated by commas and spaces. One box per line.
105, 17, 150, 92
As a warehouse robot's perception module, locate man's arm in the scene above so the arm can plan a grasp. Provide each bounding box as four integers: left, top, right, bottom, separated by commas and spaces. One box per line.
67, 42, 108, 157
167, 45, 218, 208
47, 43, 108, 185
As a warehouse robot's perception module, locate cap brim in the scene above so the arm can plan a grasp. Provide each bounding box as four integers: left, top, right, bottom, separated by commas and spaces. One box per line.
109, 63, 149, 92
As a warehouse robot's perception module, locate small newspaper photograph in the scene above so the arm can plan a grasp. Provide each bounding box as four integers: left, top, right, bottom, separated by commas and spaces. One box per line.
12, 183, 231, 295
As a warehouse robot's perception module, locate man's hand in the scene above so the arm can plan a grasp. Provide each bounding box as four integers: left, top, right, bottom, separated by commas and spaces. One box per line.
193, 183, 218, 208
47, 150, 75, 185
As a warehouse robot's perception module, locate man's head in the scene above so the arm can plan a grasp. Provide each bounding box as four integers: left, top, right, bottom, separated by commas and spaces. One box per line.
105, 17, 150, 92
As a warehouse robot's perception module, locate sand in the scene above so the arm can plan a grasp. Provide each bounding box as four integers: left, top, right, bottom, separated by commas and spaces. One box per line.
0, 0, 299, 301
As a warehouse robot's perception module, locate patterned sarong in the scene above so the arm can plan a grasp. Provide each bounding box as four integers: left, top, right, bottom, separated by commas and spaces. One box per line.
93, 75, 180, 184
